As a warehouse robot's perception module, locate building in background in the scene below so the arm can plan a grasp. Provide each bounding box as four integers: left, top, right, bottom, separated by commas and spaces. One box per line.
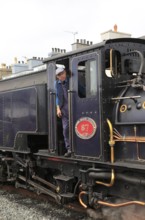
11, 57, 46, 74
0, 63, 12, 79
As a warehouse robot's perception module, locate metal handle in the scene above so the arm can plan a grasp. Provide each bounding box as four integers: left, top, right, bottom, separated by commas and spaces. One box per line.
68, 90, 75, 154
49, 91, 57, 152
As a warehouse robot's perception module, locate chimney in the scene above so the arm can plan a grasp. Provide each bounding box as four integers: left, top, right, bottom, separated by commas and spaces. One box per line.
71, 39, 93, 51
14, 57, 17, 64
48, 48, 66, 57
101, 25, 131, 41
114, 24, 117, 32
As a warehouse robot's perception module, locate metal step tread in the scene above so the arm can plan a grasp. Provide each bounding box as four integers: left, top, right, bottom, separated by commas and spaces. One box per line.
54, 174, 74, 181
60, 193, 74, 198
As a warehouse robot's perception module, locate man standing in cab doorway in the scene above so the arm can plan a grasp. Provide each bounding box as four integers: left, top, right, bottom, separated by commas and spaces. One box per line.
55, 67, 71, 157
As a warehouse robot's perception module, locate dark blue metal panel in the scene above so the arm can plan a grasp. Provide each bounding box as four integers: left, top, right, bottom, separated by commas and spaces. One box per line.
71, 52, 102, 158
0, 96, 3, 120
4, 93, 12, 122
12, 88, 37, 131
0, 96, 3, 146
0, 122, 3, 146
3, 122, 14, 147
73, 94, 101, 157
0, 87, 37, 148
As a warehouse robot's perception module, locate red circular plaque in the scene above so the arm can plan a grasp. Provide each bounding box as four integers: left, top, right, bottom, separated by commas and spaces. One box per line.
75, 117, 97, 139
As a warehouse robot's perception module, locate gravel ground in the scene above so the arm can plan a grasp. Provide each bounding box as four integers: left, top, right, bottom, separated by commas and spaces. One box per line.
0, 190, 92, 220
0, 189, 145, 220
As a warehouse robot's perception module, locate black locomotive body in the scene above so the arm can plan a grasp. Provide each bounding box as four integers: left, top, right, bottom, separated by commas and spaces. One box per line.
1, 38, 145, 211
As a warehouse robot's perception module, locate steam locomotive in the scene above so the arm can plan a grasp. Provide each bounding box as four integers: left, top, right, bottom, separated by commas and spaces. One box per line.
1, 37, 145, 213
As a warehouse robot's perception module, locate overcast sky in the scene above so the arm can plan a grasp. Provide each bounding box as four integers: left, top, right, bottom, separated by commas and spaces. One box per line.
0, 0, 144, 65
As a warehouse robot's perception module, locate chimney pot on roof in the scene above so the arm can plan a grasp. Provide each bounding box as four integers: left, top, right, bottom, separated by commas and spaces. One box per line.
14, 57, 17, 64
114, 24, 117, 32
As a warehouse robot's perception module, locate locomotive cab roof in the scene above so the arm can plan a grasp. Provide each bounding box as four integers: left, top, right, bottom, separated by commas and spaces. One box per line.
43, 37, 145, 63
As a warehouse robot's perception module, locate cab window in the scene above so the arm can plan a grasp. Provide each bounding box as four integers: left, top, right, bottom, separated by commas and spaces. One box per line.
78, 59, 97, 98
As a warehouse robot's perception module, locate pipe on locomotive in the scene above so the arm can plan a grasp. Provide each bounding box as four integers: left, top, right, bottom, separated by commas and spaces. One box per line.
125, 50, 144, 76
97, 200, 145, 207
110, 49, 113, 76
89, 172, 145, 185
78, 119, 145, 209
79, 119, 115, 208
79, 191, 88, 209
96, 119, 115, 187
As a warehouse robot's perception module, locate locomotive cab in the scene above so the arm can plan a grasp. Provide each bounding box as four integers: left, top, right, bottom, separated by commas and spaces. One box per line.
46, 51, 103, 159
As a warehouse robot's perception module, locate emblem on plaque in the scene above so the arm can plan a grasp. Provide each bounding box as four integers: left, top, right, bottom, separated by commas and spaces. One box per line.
75, 117, 97, 139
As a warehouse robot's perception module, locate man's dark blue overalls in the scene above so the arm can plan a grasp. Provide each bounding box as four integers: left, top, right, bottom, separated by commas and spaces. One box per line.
55, 76, 70, 156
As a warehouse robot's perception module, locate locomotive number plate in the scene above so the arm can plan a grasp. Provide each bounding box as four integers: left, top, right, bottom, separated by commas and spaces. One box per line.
75, 117, 97, 139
